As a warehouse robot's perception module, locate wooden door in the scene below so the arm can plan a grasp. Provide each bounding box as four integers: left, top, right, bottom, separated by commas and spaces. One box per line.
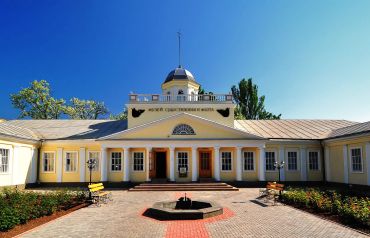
199, 151, 212, 178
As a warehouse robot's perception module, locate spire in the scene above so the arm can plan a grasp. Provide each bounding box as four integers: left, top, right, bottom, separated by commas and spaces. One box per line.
177, 31, 182, 68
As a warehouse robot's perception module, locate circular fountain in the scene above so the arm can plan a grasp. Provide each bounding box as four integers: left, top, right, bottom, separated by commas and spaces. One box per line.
143, 194, 223, 220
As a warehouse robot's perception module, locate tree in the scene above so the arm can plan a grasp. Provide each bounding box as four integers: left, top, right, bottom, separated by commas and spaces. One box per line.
231, 78, 281, 120
65, 98, 108, 119
109, 108, 128, 120
10, 80, 66, 119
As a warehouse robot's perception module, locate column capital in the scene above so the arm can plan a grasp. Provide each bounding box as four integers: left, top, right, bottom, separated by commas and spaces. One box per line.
191, 146, 198, 150
169, 146, 175, 151
258, 145, 266, 150
214, 146, 220, 150
236, 146, 243, 150
122, 146, 130, 150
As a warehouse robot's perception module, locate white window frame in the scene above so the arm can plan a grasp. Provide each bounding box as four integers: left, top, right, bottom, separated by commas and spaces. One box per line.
42, 151, 56, 173
110, 152, 122, 172
87, 151, 100, 172
176, 151, 189, 172
265, 151, 276, 172
132, 151, 145, 172
64, 151, 78, 173
243, 151, 255, 171
287, 150, 299, 171
0, 148, 10, 174
221, 151, 233, 172
308, 150, 320, 171
350, 147, 363, 173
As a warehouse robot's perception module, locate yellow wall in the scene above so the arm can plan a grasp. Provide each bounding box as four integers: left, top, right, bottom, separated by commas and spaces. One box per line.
85, 147, 102, 183
220, 147, 236, 181
241, 147, 259, 181
126, 104, 235, 128
175, 147, 193, 182
107, 148, 124, 182
130, 148, 147, 182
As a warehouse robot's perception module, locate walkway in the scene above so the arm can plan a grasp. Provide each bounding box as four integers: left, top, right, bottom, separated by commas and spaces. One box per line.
21, 188, 366, 238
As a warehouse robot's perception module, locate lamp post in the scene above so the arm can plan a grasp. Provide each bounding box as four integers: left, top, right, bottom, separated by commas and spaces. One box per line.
274, 161, 285, 183
87, 158, 97, 200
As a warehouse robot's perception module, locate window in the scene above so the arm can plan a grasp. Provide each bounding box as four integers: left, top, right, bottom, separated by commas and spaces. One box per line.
243, 151, 254, 171
221, 151, 232, 171
43, 152, 55, 172
308, 151, 319, 171
65, 152, 77, 172
265, 152, 276, 171
111, 152, 122, 171
287, 151, 298, 171
351, 148, 362, 172
0, 148, 9, 173
172, 124, 195, 135
177, 152, 188, 171
88, 152, 100, 171
133, 152, 144, 171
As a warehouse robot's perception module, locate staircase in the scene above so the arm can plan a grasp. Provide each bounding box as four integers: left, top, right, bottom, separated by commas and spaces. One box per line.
128, 182, 239, 192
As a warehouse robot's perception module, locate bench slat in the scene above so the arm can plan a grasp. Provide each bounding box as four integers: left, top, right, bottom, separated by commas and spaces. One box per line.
88, 183, 104, 189
90, 186, 104, 192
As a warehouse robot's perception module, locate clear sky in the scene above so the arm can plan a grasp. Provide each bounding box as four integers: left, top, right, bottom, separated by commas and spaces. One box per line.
1, 0, 369, 122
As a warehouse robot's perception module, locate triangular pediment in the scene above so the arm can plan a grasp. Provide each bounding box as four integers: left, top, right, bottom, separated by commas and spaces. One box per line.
100, 113, 263, 140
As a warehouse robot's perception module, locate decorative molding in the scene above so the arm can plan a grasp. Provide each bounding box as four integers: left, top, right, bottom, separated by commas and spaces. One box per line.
132, 108, 145, 118
172, 124, 195, 135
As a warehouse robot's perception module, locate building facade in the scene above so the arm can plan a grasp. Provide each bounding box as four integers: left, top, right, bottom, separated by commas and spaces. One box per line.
0, 66, 369, 187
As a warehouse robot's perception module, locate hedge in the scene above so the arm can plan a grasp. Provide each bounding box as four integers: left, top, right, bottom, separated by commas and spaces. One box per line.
0, 188, 86, 231
281, 187, 370, 227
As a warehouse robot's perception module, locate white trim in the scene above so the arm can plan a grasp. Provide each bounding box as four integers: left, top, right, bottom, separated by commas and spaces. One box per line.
0, 146, 11, 175
99, 112, 264, 140
110, 151, 123, 172
307, 150, 321, 171
220, 150, 233, 172
63, 151, 79, 173
132, 151, 145, 172
41, 151, 56, 173
343, 145, 349, 183
242, 150, 255, 172
349, 146, 364, 173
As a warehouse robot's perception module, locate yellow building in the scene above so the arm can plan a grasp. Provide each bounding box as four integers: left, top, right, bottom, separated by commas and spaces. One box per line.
0, 66, 369, 187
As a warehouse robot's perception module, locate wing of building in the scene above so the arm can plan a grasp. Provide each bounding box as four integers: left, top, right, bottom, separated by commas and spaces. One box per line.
1, 66, 369, 187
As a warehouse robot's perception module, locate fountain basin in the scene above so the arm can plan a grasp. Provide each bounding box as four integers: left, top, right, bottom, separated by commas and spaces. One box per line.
143, 200, 223, 220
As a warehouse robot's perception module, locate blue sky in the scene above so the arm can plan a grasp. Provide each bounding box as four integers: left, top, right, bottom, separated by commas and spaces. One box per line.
1, 0, 370, 122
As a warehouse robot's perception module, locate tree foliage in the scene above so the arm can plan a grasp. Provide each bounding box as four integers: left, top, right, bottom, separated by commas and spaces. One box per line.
109, 108, 128, 120
65, 98, 108, 119
10, 80, 66, 119
231, 78, 281, 120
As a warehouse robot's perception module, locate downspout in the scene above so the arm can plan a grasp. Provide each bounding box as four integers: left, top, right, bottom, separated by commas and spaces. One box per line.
36, 139, 43, 184
320, 140, 326, 183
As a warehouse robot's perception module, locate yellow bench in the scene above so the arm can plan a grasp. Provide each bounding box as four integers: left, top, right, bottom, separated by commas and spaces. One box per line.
259, 182, 285, 205
88, 183, 112, 206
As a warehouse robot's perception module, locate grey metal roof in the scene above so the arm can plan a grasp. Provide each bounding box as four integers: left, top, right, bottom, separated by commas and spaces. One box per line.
234, 119, 358, 140
1, 120, 127, 140
0, 122, 39, 141
164, 67, 196, 84
326, 121, 370, 139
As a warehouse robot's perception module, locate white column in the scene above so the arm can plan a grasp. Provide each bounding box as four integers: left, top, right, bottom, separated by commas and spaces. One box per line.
324, 146, 331, 182
11, 145, 20, 185
214, 146, 221, 181
79, 147, 86, 182
30, 148, 38, 183
236, 146, 242, 181
366, 142, 370, 186
100, 147, 108, 181
169, 147, 175, 181
300, 147, 307, 181
123, 147, 130, 182
258, 146, 265, 181
279, 147, 285, 181
57, 147, 63, 183
191, 147, 198, 182
146, 147, 151, 182
343, 145, 349, 184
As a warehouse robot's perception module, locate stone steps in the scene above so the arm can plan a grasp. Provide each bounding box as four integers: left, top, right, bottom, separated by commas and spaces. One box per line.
128, 182, 239, 192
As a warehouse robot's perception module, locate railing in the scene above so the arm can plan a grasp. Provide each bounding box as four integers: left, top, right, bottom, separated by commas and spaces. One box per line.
128, 94, 233, 103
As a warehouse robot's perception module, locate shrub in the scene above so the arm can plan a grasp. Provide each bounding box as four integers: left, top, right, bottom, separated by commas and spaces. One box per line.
0, 188, 86, 232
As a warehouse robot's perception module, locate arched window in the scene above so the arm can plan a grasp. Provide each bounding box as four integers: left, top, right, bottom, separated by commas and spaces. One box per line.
172, 124, 195, 135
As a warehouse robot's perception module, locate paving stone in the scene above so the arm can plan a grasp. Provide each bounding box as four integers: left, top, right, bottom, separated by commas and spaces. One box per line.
21, 188, 367, 238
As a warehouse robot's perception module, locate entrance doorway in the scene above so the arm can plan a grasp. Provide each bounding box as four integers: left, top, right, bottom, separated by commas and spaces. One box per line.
155, 152, 167, 178
199, 151, 212, 178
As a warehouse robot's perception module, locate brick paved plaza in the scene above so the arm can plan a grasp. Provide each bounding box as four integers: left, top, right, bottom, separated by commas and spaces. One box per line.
21, 188, 366, 238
